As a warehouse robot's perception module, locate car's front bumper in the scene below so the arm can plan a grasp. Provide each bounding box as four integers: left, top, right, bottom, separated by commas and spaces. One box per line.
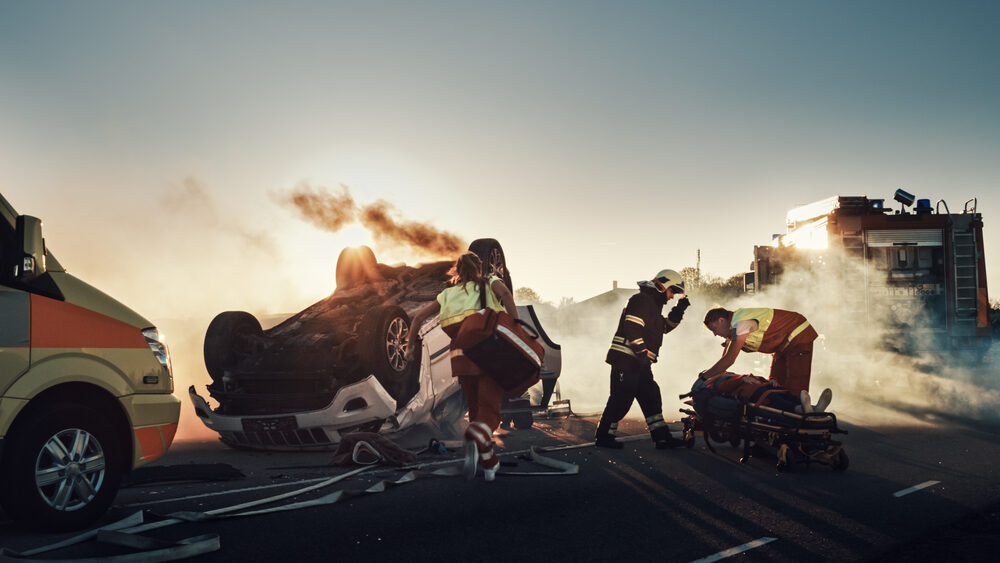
189, 375, 397, 451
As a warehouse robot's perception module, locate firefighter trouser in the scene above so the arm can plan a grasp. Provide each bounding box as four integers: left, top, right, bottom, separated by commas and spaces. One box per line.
458, 375, 504, 431
597, 363, 665, 437
768, 339, 814, 395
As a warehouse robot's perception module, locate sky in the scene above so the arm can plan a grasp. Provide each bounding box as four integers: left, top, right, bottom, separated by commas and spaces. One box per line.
2, 0, 998, 315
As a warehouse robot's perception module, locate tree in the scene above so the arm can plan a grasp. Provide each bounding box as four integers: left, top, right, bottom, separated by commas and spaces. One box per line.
514, 287, 544, 305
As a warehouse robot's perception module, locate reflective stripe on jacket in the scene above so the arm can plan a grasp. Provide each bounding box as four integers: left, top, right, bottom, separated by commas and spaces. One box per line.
606, 288, 681, 366
731, 308, 816, 354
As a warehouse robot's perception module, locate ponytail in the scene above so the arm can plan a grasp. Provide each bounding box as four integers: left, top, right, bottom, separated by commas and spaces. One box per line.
448, 252, 485, 288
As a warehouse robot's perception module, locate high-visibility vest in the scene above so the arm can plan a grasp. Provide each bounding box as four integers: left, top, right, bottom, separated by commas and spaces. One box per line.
731, 308, 814, 354
437, 276, 506, 328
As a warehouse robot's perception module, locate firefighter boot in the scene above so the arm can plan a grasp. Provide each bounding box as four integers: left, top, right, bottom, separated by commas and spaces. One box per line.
647, 414, 684, 449
595, 420, 624, 449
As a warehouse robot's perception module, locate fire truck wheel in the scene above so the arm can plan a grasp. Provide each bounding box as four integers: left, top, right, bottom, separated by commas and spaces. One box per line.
469, 239, 513, 292
358, 305, 419, 403
0, 403, 123, 531
336, 245, 378, 290
204, 311, 262, 382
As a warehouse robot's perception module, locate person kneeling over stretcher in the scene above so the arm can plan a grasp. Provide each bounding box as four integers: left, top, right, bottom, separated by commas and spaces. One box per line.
696, 372, 833, 414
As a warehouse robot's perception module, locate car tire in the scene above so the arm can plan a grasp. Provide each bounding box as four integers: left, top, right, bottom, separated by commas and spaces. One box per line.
204, 311, 262, 381
468, 238, 513, 292
0, 403, 123, 531
357, 305, 419, 405
336, 245, 379, 290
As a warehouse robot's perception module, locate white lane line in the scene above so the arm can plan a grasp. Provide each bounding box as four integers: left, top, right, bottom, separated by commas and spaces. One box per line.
893, 480, 941, 498
690, 537, 777, 563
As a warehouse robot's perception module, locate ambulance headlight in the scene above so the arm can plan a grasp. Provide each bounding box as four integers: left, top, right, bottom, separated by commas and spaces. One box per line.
142, 328, 173, 376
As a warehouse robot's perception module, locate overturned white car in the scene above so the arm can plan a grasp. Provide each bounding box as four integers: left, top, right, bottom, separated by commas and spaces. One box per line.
190, 239, 562, 451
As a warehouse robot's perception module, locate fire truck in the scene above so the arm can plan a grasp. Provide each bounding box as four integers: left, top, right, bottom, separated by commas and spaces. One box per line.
745, 190, 992, 355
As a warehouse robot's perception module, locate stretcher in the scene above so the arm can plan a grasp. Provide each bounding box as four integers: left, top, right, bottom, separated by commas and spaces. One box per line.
678, 379, 849, 472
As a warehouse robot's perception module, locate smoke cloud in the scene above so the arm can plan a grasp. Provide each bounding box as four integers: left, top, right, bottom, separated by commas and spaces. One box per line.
163, 177, 278, 256
539, 248, 999, 429
275, 183, 466, 258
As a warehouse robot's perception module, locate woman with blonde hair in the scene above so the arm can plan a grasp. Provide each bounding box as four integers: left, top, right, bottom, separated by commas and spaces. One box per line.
405, 252, 519, 481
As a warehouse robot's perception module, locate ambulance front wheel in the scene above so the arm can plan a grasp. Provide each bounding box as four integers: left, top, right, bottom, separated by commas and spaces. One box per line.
0, 403, 123, 531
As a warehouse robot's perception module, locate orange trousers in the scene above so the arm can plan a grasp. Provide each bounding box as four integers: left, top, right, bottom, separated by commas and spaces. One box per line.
768, 339, 814, 395
458, 375, 505, 431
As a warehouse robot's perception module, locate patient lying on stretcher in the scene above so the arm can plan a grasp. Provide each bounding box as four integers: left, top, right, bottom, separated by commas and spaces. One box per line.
694, 372, 833, 414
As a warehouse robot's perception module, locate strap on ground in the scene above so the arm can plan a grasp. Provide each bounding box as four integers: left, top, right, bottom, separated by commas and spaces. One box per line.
0, 532, 220, 563
10, 446, 577, 559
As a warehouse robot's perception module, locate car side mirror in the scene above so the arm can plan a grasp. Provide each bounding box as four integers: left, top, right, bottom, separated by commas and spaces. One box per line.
15, 215, 46, 282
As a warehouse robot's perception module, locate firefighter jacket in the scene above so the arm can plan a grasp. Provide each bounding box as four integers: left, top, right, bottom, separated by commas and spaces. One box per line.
606, 287, 687, 367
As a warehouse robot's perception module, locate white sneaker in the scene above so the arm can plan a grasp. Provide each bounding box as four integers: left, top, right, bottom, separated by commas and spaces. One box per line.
483, 464, 498, 482
462, 440, 478, 481
814, 388, 833, 412
799, 390, 813, 413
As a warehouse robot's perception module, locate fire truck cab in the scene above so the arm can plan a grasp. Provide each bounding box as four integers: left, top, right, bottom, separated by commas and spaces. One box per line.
0, 192, 181, 530
747, 191, 991, 356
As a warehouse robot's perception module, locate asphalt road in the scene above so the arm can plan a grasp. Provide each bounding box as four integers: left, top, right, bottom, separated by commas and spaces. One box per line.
2, 414, 999, 562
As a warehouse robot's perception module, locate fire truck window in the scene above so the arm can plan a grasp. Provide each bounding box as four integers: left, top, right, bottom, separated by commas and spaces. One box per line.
897, 248, 908, 266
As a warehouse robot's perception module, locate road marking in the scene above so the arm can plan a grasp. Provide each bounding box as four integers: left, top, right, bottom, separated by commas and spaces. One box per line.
690, 537, 777, 563
893, 480, 941, 498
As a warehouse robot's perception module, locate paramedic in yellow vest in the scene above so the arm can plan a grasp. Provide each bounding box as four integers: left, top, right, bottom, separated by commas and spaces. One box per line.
404, 252, 518, 482
701, 307, 818, 395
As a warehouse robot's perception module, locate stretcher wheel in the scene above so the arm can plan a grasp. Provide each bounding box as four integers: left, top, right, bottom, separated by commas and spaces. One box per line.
831, 450, 849, 472
775, 444, 792, 473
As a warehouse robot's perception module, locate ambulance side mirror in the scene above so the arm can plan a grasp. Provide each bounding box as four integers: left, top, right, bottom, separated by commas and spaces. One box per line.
15, 215, 46, 283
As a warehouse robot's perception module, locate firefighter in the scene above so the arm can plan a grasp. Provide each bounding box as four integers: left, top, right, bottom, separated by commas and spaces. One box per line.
595, 269, 690, 449
701, 307, 819, 396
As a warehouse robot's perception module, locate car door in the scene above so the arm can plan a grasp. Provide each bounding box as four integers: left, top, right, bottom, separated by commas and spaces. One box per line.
0, 285, 30, 394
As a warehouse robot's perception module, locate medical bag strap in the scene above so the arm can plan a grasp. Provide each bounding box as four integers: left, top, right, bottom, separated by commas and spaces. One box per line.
478, 278, 488, 311
751, 389, 781, 408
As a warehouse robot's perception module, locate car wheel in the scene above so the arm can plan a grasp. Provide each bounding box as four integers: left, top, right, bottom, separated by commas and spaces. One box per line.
335, 245, 379, 290
204, 311, 262, 381
469, 238, 513, 292
358, 305, 419, 404
0, 403, 123, 531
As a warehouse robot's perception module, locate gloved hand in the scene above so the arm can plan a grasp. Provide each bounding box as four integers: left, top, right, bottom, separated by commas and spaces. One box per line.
667, 298, 689, 324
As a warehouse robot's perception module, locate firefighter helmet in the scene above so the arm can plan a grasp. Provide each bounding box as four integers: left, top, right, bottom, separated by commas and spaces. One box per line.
641, 269, 685, 294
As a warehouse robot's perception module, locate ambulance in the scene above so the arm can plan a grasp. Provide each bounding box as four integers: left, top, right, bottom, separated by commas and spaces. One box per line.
0, 192, 180, 530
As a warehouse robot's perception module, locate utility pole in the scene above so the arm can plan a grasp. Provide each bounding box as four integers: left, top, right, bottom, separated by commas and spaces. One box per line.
696, 248, 701, 289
